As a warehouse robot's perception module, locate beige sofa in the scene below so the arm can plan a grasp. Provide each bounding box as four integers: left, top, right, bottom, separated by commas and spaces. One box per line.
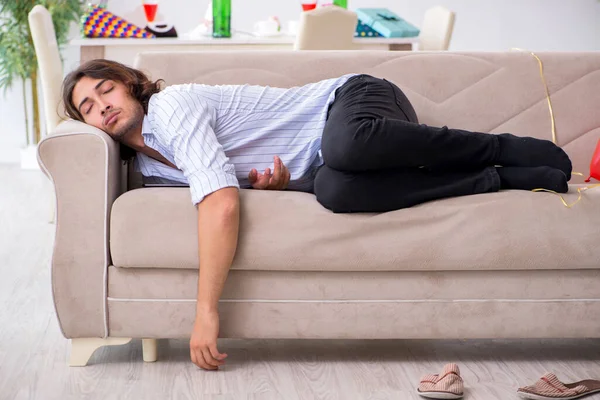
37, 51, 600, 367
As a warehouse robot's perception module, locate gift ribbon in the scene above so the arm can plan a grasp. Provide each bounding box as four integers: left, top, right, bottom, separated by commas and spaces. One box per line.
511, 48, 600, 208
376, 13, 399, 22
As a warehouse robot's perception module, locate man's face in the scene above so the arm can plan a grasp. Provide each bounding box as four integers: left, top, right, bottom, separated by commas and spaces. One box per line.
71, 76, 144, 143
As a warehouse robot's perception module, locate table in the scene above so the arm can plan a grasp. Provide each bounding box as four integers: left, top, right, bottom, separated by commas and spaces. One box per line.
70, 34, 419, 65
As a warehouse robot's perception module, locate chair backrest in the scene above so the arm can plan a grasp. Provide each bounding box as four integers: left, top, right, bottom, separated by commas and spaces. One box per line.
294, 6, 358, 50
418, 6, 456, 51
28, 5, 66, 135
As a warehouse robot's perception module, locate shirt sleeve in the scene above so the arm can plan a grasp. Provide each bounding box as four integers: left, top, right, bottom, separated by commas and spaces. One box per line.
149, 89, 239, 206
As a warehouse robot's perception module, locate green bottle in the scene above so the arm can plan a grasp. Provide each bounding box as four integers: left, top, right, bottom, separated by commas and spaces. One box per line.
333, 0, 347, 8
212, 0, 231, 38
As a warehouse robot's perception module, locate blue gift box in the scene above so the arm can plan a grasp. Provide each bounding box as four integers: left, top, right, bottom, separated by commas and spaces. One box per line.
355, 8, 420, 38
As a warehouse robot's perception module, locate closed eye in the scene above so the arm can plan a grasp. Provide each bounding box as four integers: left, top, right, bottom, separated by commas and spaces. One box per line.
84, 87, 113, 115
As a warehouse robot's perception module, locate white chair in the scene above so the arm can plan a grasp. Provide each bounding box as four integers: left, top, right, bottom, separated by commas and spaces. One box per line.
29, 5, 68, 224
418, 6, 456, 51
28, 5, 66, 135
294, 6, 358, 51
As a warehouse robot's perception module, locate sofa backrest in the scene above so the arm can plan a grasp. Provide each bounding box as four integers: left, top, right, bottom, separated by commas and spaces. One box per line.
134, 50, 600, 183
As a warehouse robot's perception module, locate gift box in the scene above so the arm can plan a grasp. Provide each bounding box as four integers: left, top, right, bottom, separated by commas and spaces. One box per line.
354, 20, 382, 38
355, 8, 420, 38
81, 5, 155, 38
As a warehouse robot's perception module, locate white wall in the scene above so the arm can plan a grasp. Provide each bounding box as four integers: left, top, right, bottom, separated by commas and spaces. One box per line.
2, 0, 600, 163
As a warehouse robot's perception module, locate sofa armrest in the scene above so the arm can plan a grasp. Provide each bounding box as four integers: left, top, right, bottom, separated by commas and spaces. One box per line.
37, 120, 124, 338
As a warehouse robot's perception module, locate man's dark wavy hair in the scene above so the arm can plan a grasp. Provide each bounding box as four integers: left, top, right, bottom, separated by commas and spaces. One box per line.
62, 59, 164, 162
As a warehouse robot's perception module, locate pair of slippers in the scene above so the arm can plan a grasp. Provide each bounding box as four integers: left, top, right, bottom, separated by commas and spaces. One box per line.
417, 364, 600, 400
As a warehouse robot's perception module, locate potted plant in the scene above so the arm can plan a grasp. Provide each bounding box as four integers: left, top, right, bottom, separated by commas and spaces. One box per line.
0, 0, 82, 169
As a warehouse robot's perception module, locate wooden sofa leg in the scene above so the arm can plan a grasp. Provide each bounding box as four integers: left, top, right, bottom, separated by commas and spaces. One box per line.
69, 337, 132, 366
142, 339, 158, 362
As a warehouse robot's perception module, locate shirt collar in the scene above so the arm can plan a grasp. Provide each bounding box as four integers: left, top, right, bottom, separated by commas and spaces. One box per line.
141, 114, 152, 136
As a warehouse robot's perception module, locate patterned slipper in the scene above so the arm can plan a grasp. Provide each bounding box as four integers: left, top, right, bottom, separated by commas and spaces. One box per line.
417, 363, 464, 399
517, 372, 600, 400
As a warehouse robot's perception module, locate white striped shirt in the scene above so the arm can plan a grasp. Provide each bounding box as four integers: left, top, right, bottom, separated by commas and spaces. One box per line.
136, 74, 356, 205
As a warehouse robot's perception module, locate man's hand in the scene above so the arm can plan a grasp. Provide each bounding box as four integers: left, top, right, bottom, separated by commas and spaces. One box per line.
248, 155, 291, 190
190, 309, 228, 371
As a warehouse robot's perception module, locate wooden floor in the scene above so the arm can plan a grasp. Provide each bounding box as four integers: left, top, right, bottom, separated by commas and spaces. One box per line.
2, 163, 600, 400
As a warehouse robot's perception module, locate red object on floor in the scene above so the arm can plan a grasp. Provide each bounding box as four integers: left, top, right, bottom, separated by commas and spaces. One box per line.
585, 139, 600, 182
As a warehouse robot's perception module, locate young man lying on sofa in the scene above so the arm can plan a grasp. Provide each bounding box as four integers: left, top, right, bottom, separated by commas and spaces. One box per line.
62, 59, 572, 371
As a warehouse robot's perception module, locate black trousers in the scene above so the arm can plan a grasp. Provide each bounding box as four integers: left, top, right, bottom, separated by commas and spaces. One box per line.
314, 74, 502, 213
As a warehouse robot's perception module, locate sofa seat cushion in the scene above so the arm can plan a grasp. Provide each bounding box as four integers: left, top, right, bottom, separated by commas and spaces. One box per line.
110, 186, 600, 271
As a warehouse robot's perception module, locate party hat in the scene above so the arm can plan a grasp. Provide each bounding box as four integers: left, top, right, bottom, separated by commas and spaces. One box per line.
81, 5, 155, 38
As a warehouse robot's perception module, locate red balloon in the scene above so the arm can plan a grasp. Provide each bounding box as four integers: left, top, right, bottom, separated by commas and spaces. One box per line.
585, 139, 600, 182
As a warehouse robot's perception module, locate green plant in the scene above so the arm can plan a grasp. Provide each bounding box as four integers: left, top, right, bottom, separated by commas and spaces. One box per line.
0, 0, 82, 146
